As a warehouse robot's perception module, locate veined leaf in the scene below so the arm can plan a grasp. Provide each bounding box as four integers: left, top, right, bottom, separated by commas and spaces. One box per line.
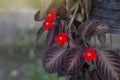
64, 47, 84, 73
78, 20, 99, 40
78, 20, 109, 41
43, 47, 66, 73
96, 50, 120, 80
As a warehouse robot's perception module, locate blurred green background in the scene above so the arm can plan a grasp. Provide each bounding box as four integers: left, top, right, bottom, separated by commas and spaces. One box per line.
0, 0, 65, 80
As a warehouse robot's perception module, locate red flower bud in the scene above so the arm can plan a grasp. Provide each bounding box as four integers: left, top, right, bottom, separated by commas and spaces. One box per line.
42, 21, 53, 30
82, 48, 96, 61
55, 32, 67, 45
46, 9, 56, 21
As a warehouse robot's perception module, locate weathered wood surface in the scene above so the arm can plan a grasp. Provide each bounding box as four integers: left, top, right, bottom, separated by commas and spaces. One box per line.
90, 0, 120, 34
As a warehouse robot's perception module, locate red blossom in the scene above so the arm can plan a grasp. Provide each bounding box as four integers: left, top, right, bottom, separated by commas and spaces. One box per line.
82, 48, 96, 61
46, 9, 56, 21
42, 21, 53, 30
55, 32, 67, 45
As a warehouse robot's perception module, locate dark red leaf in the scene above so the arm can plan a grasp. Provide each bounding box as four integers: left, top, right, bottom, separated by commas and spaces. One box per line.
64, 47, 84, 73
96, 50, 120, 80
43, 47, 66, 73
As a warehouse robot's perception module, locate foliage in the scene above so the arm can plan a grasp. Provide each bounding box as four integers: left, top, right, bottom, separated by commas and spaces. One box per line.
35, 0, 120, 80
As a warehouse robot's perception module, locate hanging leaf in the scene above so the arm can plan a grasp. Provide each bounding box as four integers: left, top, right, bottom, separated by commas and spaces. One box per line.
64, 47, 84, 73
43, 47, 66, 73
78, 20, 98, 40
78, 20, 109, 41
97, 34, 106, 45
34, 10, 41, 21
36, 27, 45, 43
96, 50, 120, 80
46, 25, 58, 46
56, 6, 67, 19
90, 70, 103, 80
93, 22, 109, 35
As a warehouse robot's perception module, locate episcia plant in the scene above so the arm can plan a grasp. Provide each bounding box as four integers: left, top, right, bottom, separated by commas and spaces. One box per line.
34, 0, 120, 80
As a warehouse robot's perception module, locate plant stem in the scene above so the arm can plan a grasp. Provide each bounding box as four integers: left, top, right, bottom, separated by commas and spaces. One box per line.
68, 1, 79, 32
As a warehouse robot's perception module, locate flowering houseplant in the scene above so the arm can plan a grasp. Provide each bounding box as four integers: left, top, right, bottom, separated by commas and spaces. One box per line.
34, 0, 120, 80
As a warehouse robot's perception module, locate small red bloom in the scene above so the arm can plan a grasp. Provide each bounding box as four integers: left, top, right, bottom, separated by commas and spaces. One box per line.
82, 48, 96, 61
46, 9, 56, 21
55, 32, 67, 45
42, 21, 53, 30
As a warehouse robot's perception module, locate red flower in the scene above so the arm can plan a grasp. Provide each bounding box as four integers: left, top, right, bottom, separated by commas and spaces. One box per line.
46, 9, 56, 21
55, 32, 67, 45
42, 21, 53, 30
82, 48, 96, 61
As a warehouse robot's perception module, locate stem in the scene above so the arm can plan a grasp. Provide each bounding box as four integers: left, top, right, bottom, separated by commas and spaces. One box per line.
68, 1, 79, 32
66, 0, 70, 13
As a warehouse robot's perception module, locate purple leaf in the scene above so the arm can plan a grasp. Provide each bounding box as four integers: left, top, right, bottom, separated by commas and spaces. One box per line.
64, 47, 84, 73
46, 25, 58, 46
43, 47, 66, 73
78, 20, 109, 40
96, 50, 120, 80
78, 20, 98, 39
